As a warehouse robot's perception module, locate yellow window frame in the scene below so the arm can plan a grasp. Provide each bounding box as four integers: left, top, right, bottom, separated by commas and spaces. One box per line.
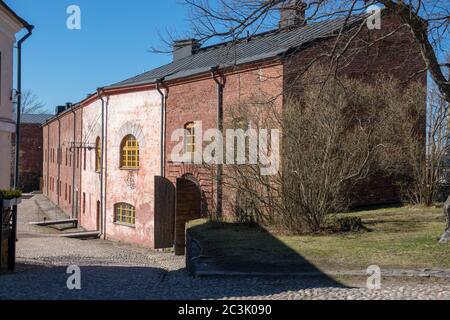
185, 122, 196, 155
121, 135, 140, 169
95, 137, 101, 173
115, 203, 136, 225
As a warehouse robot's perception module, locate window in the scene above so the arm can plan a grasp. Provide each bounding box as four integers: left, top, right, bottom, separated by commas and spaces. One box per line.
184, 122, 196, 156
84, 148, 87, 171
120, 135, 139, 169
114, 203, 136, 225
65, 183, 67, 201
69, 185, 72, 204
83, 193, 86, 214
95, 137, 101, 172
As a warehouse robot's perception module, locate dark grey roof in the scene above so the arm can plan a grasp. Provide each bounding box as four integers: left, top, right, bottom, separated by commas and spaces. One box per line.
0, 0, 31, 27
14, 114, 54, 125
106, 14, 365, 89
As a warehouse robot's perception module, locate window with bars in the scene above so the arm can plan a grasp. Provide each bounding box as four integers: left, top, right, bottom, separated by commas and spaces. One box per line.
184, 122, 195, 160
114, 203, 136, 225
120, 135, 140, 169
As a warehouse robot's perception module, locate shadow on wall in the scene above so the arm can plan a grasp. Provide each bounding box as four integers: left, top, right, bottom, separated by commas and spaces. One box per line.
0, 262, 346, 300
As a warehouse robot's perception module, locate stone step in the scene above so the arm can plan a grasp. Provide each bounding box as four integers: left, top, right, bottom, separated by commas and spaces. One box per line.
59, 231, 101, 239
29, 219, 78, 227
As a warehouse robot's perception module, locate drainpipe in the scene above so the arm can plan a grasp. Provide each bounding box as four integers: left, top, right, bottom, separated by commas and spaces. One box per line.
156, 78, 167, 177
211, 66, 224, 219
14, 25, 34, 190
46, 122, 50, 196
97, 89, 106, 239
70, 106, 77, 218
57, 117, 61, 206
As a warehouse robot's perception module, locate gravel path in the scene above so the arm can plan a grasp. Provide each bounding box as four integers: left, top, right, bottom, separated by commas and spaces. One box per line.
0, 196, 449, 300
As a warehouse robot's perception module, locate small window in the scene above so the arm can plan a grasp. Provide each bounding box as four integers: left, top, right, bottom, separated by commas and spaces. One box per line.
84, 148, 87, 171
120, 135, 139, 169
114, 203, 136, 225
184, 122, 196, 156
95, 137, 101, 172
83, 192, 86, 214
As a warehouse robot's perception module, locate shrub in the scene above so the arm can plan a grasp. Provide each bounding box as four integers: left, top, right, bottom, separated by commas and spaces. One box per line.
0, 190, 22, 200
333, 216, 365, 233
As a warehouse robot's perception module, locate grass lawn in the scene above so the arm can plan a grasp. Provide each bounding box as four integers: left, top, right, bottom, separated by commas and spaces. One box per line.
188, 206, 450, 272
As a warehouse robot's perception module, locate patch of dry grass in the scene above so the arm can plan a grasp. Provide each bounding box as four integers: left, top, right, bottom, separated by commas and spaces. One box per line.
188, 206, 450, 271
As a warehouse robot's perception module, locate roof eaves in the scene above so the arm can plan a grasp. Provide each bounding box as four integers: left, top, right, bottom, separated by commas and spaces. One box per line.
0, 0, 31, 28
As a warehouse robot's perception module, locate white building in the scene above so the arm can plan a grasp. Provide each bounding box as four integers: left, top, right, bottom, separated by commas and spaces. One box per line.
0, 1, 31, 189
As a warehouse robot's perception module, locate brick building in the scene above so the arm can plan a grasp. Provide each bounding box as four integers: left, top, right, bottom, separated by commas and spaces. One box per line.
42, 9, 425, 253
11, 114, 52, 192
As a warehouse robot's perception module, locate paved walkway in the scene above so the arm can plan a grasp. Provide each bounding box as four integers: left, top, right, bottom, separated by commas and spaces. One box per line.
0, 196, 449, 300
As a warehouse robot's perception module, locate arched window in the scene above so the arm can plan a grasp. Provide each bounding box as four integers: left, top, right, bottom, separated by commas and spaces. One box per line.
184, 122, 196, 156
114, 203, 136, 225
95, 137, 101, 172
120, 135, 140, 169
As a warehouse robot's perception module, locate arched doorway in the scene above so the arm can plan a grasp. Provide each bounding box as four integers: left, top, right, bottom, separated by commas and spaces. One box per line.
175, 175, 202, 255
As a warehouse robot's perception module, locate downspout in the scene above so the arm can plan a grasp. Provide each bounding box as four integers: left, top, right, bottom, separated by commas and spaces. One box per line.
156, 78, 166, 177
57, 117, 61, 206
211, 66, 224, 219
104, 94, 109, 239
46, 122, 50, 196
70, 107, 77, 218
14, 25, 34, 189
97, 89, 106, 239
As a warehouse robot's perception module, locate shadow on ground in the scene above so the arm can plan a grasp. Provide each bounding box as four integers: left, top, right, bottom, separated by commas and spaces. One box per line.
0, 261, 347, 300
187, 222, 347, 282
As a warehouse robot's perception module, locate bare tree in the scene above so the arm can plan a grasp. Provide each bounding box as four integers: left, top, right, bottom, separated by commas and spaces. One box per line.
14, 89, 46, 114
221, 67, 425, 233
181, 0, 450, 105
393, 83, 449, 206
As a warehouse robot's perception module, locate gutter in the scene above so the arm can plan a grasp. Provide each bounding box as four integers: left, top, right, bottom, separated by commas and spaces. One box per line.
46, 121, 50, 196
70, 106, 77, 218
156, 78, 167, 177
14, 25, 34, 189
210, 66, 224, 219
57, 117, 61, 206
96, 89, 106, 239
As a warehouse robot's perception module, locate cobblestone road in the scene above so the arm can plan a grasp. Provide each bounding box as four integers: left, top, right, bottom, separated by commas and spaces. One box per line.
1, 196, 449, 300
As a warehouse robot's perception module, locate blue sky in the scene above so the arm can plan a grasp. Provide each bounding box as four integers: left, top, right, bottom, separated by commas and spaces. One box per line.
7, 1, 449, 114
7, 0, 190, 113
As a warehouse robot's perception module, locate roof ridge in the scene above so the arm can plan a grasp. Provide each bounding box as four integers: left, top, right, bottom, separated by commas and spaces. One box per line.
105, 13, 367, 89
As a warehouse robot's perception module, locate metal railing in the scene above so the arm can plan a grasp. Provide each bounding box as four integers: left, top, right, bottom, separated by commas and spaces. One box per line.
0, 196, 18, 271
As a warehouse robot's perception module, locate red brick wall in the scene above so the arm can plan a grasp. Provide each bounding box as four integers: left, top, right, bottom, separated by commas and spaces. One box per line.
282, 11, 427, 206
11, 124, 43, 192
165, 64, 284, 217
43, 109, 83, 218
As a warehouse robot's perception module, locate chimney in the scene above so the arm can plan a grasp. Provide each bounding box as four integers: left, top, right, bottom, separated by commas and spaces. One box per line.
173, 39, 200, 61
55, 106, 66, 115
279, 0, 307, 29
